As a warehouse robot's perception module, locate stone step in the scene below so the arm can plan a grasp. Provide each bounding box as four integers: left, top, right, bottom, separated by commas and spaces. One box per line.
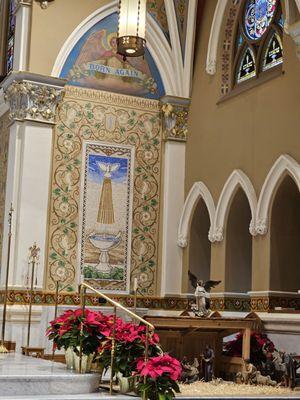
0, 394, 136, 400
0, 353, 99, 397
1, 395, 300, 400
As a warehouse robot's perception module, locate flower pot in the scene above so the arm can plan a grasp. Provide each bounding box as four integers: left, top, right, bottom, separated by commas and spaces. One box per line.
74, 352, 94, 373
65, 347, 75, 370
117, 372, 134, 394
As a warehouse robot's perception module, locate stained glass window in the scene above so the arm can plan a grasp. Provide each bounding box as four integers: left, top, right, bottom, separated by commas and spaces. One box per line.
244, 0, 277, 40
237, 47, 256, 83
0, 0, 15, 79
262, 32, 283, 71
6, 0, 15, 73
232, 0, 283, 90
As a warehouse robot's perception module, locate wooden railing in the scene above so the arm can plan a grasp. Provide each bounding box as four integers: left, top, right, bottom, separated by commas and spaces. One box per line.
79, 281, 154, 396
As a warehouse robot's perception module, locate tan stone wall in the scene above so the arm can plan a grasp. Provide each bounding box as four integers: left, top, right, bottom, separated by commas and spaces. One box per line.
0, 112, 9, 266
28, 0, 110, 75
185, 0, 300, 292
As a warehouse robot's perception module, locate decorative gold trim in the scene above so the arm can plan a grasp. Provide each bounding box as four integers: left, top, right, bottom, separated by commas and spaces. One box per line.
160, 95, 190, 142
65, 86, 160, 112
4, 80, 65, 124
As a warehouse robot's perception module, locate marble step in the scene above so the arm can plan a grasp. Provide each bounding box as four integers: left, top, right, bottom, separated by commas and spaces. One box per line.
0, 394, 136, 400
1, 395, 300, 400
0, 353, 99, 397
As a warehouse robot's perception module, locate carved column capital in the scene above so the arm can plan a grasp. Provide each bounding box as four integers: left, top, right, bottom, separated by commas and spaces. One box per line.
160, 96, 190, 142
255, 218, 269, 235
1, 72, 66, 124
177, 234, 188, 248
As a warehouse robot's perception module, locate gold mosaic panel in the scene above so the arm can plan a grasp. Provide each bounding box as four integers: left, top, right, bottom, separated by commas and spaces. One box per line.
46, 87, 162, 295
0, 113, 9, 265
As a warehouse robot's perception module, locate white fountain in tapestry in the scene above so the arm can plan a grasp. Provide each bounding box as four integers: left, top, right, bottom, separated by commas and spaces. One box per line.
89, 161, 122, 273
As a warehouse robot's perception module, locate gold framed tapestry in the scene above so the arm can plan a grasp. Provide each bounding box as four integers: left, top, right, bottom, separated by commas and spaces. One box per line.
46, 87, 162, 295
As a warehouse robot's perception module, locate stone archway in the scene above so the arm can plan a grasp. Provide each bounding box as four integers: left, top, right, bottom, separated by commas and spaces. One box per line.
188, 199, 212, 292
270, 175, 300, 292
225, 188, 252, 293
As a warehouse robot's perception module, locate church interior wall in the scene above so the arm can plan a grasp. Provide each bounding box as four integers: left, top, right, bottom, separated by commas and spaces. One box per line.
187, 0, 300, 199
28, 0, 111, 76
184, 0, 300, 297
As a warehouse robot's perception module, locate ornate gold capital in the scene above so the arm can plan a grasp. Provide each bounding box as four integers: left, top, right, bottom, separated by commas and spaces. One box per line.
2, 72, 66, 124
160, 96, 190, 142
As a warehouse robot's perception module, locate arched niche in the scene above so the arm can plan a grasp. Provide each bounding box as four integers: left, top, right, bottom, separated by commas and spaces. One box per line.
213, 170, 257, 242
56, 12, 165, 99
188, 199, 212, 293
225, 188, 252, 293
270, 175, 300, 292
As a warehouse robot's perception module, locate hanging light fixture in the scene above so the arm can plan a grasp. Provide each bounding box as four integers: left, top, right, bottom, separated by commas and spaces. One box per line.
117, 0, 147, 60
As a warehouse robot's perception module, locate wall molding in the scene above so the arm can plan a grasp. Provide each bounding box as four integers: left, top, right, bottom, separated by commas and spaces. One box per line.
206, 0, 229, 75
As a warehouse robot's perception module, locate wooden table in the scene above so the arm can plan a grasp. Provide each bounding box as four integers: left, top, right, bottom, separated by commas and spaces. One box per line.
21, 346, 45, 358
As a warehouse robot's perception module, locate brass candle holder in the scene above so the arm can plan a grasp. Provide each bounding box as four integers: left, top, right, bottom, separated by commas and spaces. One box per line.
51, 280, 62, 361
26, 243, 40, 348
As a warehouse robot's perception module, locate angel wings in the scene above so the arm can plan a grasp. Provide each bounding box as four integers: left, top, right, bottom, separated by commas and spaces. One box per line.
188, 271, 221, 292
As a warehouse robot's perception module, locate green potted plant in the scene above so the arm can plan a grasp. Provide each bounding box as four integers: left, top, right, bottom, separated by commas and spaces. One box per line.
47, 308, 112, 372
98, 319, 161, 392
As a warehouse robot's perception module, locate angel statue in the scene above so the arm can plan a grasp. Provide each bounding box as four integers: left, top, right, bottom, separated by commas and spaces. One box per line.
188, 271, 221, 317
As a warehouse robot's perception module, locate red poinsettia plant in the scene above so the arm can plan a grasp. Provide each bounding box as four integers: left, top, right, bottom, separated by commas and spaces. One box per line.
98, 319, 162, 377
46, 309, 113, 356
136, 354, 182, 400
223, 332, 275, 366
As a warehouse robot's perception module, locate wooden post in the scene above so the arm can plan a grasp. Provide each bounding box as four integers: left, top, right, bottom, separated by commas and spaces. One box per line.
242, 328, 251, 360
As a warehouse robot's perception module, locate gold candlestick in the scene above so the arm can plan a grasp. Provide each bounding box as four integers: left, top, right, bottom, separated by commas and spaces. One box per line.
0, 204, 14, 353
26, 243, 40, 348
133, 277, 138, 318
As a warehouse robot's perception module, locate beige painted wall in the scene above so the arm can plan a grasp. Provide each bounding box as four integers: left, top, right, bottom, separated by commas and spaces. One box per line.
185, 0, 300, 292
29, 0, 110, 75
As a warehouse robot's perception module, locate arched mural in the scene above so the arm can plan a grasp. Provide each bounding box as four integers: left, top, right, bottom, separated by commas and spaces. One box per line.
60, 13, 165, 99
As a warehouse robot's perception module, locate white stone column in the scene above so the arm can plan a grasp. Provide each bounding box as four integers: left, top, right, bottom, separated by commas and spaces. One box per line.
160, 96, 190, 296
0, 72, 65, 289
13, 0, 32, 71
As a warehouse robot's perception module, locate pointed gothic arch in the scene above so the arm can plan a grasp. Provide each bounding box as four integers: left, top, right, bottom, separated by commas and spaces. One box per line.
212, 170, 257, 242
256, 154, 300, 234
177, 182, 215, 248
270, 174, 300, 292
225, 187, 253, 293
